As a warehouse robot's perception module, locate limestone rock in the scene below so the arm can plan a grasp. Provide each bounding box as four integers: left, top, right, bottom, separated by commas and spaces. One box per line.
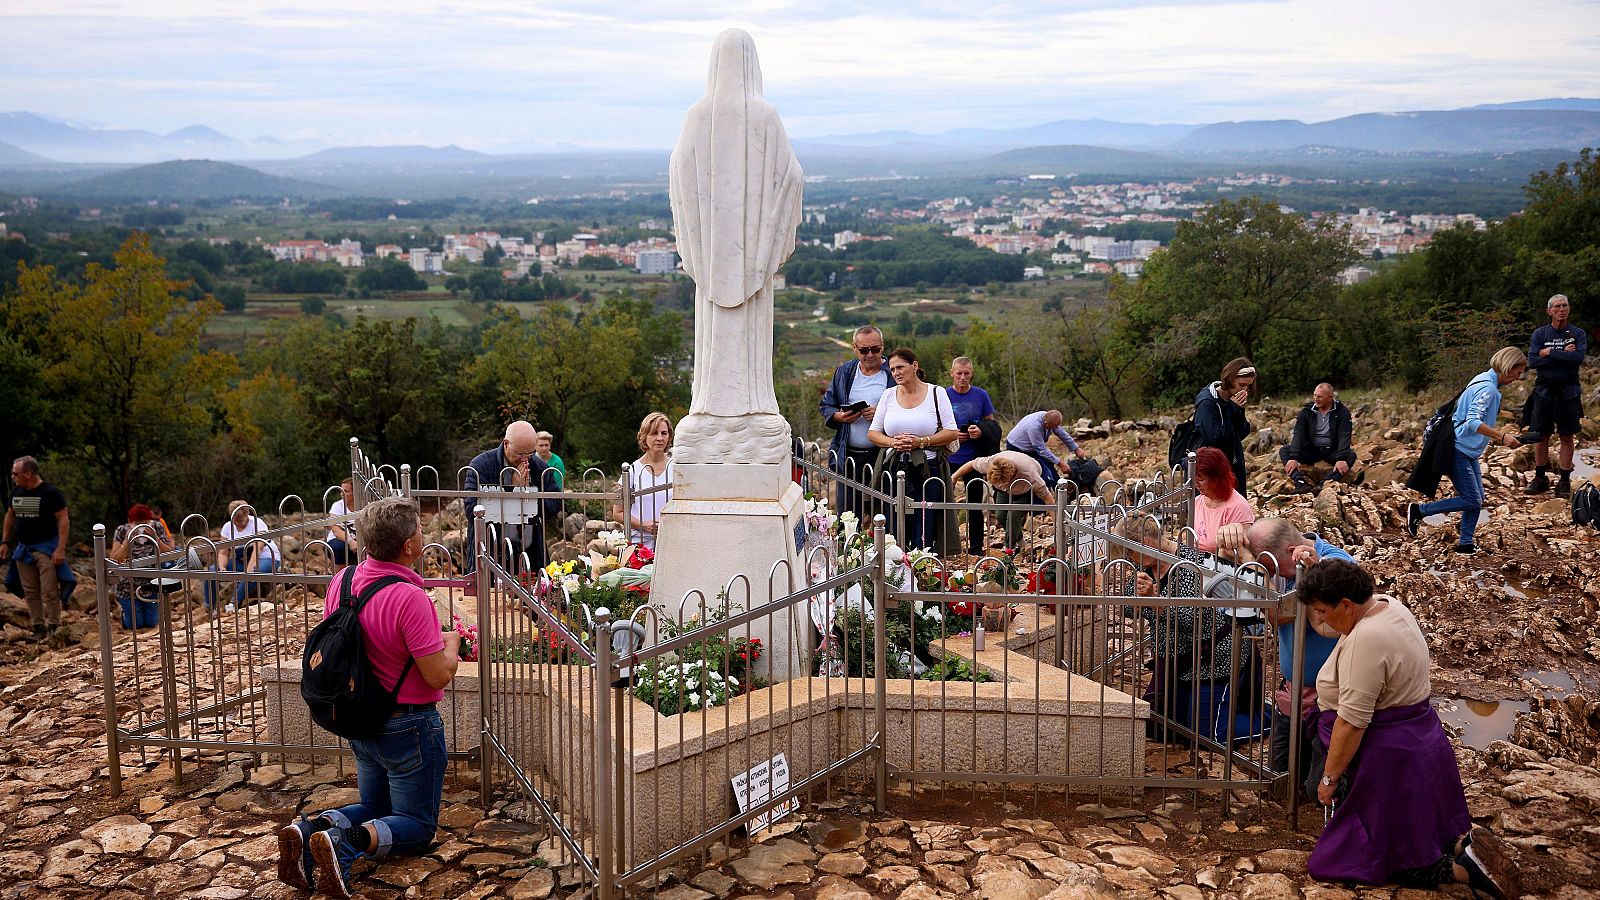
818, 851, 868, 876
727, 838, 814, 890
691, 868, 739, 898
1095, 844, 1177, 877
1239, 872, 1302, 900
865, 864, 922, 892
81, 814, 153, 854
1253, 848, 1310, 874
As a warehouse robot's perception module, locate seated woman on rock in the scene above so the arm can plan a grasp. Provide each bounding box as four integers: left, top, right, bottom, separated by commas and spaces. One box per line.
1296, 558, 1521, 898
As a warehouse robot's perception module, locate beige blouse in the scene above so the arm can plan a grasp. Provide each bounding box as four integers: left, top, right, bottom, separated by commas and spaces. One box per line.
1314, 595, 1431, 729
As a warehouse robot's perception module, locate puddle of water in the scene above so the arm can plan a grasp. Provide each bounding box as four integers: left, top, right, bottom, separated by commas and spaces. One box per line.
1574, 448, 1598, 482
1437, 697, 1529, 749
1426, 566, 1547, 601
1522, 668, 1576, 695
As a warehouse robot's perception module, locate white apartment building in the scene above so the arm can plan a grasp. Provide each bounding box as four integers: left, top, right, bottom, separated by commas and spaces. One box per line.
636, 249, 678, 275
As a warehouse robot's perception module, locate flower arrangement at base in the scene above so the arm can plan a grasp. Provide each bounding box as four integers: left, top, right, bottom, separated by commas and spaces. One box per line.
629, 604, 765, 716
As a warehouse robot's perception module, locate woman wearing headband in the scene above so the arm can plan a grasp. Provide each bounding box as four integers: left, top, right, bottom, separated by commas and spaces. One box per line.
1194, 358, 1257, 498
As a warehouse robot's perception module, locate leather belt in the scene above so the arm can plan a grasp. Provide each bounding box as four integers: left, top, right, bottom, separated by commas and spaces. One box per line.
392, 702, 437, 717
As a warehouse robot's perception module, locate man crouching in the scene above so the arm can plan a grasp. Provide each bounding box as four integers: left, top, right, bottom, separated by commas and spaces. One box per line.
278, 496, 460, 896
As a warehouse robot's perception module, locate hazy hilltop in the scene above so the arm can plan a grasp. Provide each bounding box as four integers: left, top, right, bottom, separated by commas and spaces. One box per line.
1179, 109, 1600, 153
48, 159, 344, 202
0, 140, 50, 166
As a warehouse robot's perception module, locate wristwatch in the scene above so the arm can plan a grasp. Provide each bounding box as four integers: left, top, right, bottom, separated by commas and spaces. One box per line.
1320, 774, 1335, 787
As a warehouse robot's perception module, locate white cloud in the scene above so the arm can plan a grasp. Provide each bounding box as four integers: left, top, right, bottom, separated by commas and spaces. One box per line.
3, 0, 1597, 148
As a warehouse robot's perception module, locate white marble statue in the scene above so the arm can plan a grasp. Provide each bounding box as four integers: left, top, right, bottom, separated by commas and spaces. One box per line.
669, 28, 804, 465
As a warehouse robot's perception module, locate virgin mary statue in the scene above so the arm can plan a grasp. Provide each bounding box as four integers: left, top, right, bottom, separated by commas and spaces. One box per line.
668, 29, 804, 466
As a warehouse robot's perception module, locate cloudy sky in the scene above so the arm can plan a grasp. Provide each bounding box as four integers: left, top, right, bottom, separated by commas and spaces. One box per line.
4, 0, 1598, 150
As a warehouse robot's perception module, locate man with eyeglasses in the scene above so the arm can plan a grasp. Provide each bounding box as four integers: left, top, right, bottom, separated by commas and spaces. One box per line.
463, 421, 559, 582
2, 456, 70, 641
820, 325, 889, 517
1522, 293, 1587, 498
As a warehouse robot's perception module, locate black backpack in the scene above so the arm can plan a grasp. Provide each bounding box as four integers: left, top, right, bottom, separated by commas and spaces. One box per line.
1167, 418, 1199, 470
1067, 456, 1103, 491
1573, 483, 1600, 530
302, 566, 413, 740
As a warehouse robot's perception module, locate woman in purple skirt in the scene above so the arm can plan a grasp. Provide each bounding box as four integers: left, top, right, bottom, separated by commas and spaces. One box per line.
1296, 560, 1521, 898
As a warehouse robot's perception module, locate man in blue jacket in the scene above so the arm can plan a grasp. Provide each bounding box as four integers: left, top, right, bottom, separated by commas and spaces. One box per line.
463, 421, 560, 578
819, 325, 889, 518
1523, 294, 1587, 498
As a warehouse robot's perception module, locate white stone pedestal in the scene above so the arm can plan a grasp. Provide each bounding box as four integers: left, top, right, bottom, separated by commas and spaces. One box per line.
649, 469, 810, 683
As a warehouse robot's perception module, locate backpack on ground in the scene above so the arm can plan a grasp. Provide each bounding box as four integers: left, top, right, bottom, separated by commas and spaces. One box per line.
1067, 456, 1103, 492
301, 566, 412, 740
1167, 418, 1200, 470
1573, 482, 1600, 530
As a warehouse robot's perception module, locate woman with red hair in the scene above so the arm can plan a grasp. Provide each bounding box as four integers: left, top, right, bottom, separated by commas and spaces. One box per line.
1192, 446, 1255, 554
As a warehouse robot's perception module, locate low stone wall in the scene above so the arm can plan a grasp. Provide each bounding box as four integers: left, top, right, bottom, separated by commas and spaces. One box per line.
260, 661, 508, 758
260, 639, 1147, 871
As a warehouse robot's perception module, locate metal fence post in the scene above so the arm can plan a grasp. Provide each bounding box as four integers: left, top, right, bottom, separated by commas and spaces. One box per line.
157, 561, 184, 785
93, 525, 122, 797
475, 508, 493, 807
1287, 560, 1308, 829
400, 463, 412, 497
1184, 451, 1197, 534
894, 471, 907, 551
619, 463, 633, 545
593, 608, 616, 900
871, 515, 888, 813
1052, 488, 1068, 668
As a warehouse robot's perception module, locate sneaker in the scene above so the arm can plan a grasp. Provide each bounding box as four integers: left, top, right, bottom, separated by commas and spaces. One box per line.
309, 828, 357, 898
1523, 471, 1550, 496
276, 818, 320, 890
1352, 470, 1366, 487
1460, 825, 1521, 899
1454, 543, 1482, 555
1406, 502, 1423, 537
1291, 476, 1316, 495
29, 624, 48, 642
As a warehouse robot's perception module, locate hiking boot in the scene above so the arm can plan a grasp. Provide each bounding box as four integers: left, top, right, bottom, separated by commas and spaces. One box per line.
276, 818, 321, 890
309, 828, 357, 898
1523, 471, 1551, 496
1554, 473, 1572, 499
1405, 503, 1423, 537
1461, 825, 1521, 899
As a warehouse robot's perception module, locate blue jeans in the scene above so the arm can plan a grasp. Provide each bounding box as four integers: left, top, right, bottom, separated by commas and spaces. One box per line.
328, 537, 350, 567
901, 468, 946, 553
322, 709, 446, 859
204, 550, 278, 608
1419, 451, 1484, 546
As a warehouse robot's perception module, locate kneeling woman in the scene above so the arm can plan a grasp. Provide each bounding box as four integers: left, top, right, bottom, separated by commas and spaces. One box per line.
1297, 559, 1520, 898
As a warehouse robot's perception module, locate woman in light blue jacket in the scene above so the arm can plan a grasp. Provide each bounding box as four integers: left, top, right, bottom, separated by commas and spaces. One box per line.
1406, 348, 1529, 553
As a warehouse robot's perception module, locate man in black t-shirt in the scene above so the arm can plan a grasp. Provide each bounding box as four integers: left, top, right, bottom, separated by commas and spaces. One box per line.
2, 456, 71, 639
1523, 293, 1588, 498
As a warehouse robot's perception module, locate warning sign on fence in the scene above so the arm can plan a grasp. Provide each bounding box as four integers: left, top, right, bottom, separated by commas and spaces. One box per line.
730, 752, 799, 834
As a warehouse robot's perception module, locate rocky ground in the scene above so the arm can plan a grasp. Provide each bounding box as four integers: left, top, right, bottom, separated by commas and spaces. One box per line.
1, 375, 1597, 898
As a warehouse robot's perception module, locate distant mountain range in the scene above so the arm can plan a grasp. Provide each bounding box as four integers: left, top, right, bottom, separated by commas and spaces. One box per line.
0, 112, 320, 164
47, 160, 344, 202
2, 99, 1598, 168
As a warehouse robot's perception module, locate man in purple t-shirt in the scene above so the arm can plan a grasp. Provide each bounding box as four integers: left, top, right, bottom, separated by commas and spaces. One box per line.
946, 357, 997, 554
277, 497, 460, 898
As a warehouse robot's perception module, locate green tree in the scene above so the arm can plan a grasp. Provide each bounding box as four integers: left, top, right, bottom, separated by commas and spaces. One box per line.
1504, 147, 1600, 323
1126, 197, 1360, 399
3, 233, 234, 522
1028, 284, 1147, 421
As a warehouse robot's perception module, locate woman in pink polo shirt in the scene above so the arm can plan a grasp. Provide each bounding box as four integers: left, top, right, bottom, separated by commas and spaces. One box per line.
1191, 446, 1255, 555
276, 497, 460, 898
